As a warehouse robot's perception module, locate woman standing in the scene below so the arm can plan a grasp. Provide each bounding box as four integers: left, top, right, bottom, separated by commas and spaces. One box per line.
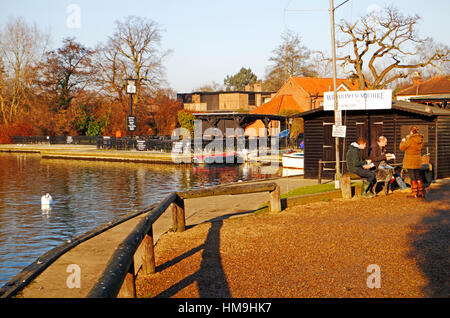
399, 126, 424, 198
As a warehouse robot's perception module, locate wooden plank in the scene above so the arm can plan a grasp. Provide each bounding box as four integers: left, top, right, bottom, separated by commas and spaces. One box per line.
178, 182, 277, 199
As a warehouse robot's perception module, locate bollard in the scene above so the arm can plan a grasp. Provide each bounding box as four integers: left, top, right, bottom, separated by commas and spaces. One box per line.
141, 226, 155, 276
269, 185, 282, 212
171, 196, 185, 232
341, 173, 352, 199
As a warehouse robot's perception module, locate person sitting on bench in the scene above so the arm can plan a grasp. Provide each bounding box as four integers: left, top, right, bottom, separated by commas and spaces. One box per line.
369, 136, 394, 169
346, 137, 376, 198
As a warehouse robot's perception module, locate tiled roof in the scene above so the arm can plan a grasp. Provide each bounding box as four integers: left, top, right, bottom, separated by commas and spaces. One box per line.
250, 94, 304, 115
397, 76, 450, 96
292, 77, 360, 96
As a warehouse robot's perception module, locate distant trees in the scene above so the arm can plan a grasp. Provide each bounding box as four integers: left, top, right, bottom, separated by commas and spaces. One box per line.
224, 67, 258, 91
41, 37, 95, 111
96, 16, 170, 103
94, 16, 171, 135
150, 89, 182, 135
0, 17, 49, 126
264, 30, 317, 91
336, 5, 449, 89
193, 81, 223, 92
0, 15, 178, 141
177, 110, 196, 136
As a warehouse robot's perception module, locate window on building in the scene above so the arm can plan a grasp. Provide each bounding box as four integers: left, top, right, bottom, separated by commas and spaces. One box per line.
248, 93, 255, 106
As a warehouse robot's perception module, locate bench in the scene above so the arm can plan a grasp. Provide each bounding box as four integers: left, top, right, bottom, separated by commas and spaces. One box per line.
341, 167, 396, 199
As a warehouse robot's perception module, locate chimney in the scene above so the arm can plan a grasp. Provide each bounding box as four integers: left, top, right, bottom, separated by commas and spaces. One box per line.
412, 71, 422, 86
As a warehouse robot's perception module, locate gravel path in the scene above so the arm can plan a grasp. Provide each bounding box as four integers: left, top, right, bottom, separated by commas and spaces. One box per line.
136, 182, 449, 298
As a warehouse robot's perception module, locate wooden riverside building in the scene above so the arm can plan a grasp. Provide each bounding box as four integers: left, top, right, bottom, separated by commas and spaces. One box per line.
293, 100, 450, 180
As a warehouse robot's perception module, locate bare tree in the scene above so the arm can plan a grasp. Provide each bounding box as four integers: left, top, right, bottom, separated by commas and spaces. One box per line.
337, 6, 449, 90
96, 16, 170, 105
264, 30, 317, 91
0, 17, 49, 125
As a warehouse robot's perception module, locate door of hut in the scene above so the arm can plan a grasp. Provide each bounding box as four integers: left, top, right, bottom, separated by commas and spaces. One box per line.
356, 121, 369, 158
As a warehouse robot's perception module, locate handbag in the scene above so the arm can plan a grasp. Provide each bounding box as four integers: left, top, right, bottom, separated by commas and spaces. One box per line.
421, 147, 432, 170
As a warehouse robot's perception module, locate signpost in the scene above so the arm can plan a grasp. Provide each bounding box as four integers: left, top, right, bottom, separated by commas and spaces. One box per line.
125, 79, 137, 138
329, 0, 341, 188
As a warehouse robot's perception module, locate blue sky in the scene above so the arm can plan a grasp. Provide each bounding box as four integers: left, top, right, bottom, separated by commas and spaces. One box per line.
1, 0, 449, 92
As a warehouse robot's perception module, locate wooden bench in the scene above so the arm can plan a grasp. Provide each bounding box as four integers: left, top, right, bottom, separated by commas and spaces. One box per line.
341, 173, 363, 199
341, 167, 396, 199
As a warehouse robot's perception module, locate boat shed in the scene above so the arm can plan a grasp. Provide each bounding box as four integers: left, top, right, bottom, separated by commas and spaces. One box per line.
292, 100, 450, 180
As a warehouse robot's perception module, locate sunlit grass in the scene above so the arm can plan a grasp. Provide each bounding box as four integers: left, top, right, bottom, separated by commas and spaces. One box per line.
281, 183, 337, 199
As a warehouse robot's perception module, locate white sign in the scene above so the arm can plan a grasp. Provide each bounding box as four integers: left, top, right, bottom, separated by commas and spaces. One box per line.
332, 125, 347, 138
324, 89, 392, 111
127, 116, 137, 131
127, 84, 136, 94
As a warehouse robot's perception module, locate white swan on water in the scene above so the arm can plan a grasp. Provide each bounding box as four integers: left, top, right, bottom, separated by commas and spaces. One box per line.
41, 193, 54, 205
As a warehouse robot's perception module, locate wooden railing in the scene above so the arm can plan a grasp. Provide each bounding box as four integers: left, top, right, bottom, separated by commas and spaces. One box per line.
317, 160, 346, 184
87, 182, 281, 298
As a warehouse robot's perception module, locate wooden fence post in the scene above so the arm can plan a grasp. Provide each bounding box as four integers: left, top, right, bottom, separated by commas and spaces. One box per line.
117, 259, 136, 298
318, 160, 323, 184
269, 185, 281, 212
140, 226, 155, 276
171, 196, 185, 232
341, 173, 352, 199
171, 202, 177, 232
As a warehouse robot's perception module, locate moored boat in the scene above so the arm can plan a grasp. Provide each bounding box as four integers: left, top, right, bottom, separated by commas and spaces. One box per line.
282, 151, 304, 170
193, 151, 240, 164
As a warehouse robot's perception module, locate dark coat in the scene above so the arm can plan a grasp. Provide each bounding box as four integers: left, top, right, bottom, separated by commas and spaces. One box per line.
399, 133, 424, 169
346, 143, 368, 173
369, 143, 386, 168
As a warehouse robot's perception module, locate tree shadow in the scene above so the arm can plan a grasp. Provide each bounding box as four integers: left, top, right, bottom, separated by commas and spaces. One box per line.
407, 182, 450, 297
154, 210, 255, 298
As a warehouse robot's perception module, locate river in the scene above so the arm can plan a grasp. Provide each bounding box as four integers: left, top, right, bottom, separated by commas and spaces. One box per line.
0, 153, 283, 287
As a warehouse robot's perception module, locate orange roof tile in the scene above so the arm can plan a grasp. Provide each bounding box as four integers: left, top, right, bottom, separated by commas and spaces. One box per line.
250, 94, 304, 115
292, 77, 359, 96
397, 76, 450, 96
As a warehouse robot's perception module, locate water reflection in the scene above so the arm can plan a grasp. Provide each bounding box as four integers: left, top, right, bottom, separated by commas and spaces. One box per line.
0, 153, 281, 287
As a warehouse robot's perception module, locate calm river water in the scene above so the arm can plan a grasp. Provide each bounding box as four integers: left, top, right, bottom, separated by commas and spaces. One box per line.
0, 153, 282, 287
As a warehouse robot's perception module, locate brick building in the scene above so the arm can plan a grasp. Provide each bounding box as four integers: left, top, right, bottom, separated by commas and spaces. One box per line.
246, 77, 359, 136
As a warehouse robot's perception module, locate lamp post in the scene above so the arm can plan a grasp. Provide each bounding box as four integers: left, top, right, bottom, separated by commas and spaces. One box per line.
125, 78, 137, 138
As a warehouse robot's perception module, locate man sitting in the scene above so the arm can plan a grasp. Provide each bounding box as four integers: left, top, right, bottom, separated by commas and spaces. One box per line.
346, 137, 376, 198
369, 136, 394, 169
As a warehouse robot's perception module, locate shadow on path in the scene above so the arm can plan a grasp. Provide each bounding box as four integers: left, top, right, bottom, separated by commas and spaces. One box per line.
154, 210, 254, 298
408, 182, 450, 297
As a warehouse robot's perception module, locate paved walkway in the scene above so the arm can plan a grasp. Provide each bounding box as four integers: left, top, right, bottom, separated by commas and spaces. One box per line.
16, 176, 318, 298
